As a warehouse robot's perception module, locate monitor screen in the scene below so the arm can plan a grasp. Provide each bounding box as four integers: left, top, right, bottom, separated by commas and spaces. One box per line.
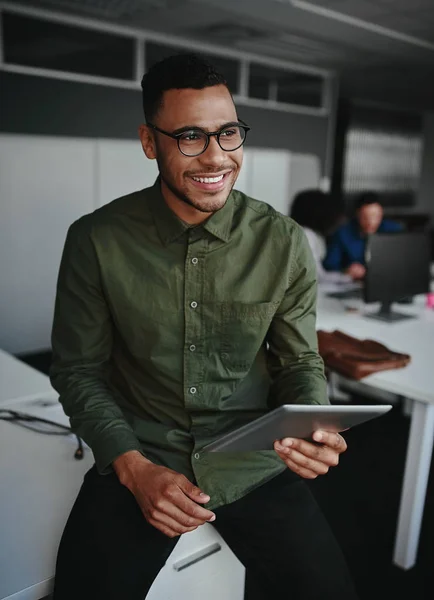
364, 232, 430, 306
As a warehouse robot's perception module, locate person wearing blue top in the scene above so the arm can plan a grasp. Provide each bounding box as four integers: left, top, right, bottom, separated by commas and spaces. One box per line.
323, 191, 403, 280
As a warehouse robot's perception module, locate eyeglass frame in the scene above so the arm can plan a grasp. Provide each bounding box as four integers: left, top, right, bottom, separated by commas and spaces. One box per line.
145, 119, 251, 157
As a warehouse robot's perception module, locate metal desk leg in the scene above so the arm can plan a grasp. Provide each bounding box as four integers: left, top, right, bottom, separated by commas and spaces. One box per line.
393, 400, 434, 569
327, 371, 351, 402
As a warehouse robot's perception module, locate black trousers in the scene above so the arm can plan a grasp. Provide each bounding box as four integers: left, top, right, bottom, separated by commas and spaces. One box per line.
53, 466, 358, 600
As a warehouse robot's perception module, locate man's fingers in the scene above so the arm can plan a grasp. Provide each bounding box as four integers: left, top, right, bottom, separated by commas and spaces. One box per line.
153, 498, 213, 529
155, 524, 179, 538
278, 430, 347, 454
176, 490, 216, 522
275, 438, 341, 466
276, 445, 332, 475
161, 482, 216, 523
182, 479, 211, 504
177, 479, 215, 518
279, 454, 319, 480
151, 519, 193, 538
149, 509, 199, 537
313, 430, 347, 453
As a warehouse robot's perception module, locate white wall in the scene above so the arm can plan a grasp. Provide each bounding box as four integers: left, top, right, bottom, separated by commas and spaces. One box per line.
236, 149, 320, 216
0, 134, 320, 355
0, 134, 158, 354
0, 135, 95, 355
96, 139, 158, 207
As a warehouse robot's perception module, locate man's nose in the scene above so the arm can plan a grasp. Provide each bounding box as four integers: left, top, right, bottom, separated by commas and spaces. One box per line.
199, 135, 226, 166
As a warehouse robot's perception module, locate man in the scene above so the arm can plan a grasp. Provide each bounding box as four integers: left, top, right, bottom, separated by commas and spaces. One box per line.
323, 191, 403, 280
50, 54, 358, 599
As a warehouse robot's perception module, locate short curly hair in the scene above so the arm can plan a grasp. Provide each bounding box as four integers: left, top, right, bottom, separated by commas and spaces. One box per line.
141, 53, 229, 123
355, 191, 383, 210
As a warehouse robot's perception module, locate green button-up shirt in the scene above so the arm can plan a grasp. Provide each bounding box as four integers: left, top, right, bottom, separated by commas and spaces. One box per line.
50, 179, 328, 510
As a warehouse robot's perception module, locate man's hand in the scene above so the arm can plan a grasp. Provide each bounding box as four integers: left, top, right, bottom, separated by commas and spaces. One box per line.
113, 450, 215, 538
345, 262, 366, 280
274, 430, 347, 479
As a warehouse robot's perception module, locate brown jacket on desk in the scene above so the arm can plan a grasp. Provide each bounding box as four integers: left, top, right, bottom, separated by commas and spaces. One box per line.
317, 330, 411, 381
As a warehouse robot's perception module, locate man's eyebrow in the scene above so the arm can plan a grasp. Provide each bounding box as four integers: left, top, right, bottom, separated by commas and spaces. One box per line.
172, 121, 241, 135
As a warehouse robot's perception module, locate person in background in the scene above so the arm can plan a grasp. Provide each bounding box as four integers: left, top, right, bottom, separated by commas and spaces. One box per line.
323, 191, 403, 280
290, 189, 351, 284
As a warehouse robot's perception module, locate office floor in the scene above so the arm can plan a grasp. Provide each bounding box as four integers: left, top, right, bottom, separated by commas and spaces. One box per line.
308, 397, 434, 600
22, 351, 434, 600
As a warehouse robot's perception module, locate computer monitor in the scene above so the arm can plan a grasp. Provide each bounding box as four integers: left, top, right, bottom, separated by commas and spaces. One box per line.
364, 232, 431, 322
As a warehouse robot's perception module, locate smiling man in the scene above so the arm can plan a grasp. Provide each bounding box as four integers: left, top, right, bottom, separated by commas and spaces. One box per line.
142, 84, 243, 218
50, 54, 358, 599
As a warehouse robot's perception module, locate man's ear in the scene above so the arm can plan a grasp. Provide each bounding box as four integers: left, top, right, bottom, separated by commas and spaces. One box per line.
138, 124, 157, 159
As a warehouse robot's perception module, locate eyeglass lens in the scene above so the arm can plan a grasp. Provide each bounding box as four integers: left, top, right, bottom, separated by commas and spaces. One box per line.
178, 125, 246, 156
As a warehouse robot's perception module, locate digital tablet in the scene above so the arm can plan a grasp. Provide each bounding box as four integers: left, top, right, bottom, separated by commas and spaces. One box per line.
202, 404, 392, 452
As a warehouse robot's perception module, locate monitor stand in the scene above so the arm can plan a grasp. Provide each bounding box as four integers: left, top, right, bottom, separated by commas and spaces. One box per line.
364, 301, 415, 323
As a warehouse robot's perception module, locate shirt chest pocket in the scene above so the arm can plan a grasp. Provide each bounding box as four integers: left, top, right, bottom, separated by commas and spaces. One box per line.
220, 301, 279, 374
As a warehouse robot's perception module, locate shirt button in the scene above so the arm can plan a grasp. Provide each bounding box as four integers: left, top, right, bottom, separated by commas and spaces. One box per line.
190, 301, 198, 309
194, 453, 200, 460
191, 257, 199, 265
190, 387, 197, 394
189, 344, 196, 352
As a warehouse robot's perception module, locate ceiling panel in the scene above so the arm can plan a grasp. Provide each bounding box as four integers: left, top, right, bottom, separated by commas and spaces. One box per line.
5, 0, 434, 109
7, 0, 191, 21
414, 8, 434, 23
233, 35, 373, 68
298, 0, 392, 20
10, 0, 235, 38
374, 13, 425, 29
374, 0, 434, 11
373, 12, 434, 41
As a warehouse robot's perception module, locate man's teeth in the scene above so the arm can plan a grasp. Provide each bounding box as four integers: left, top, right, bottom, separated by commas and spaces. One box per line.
192, 174, 225, 184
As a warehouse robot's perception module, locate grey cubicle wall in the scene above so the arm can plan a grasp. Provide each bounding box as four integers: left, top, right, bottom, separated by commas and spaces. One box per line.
0, 72, 329, 168
419, 113, 434, 222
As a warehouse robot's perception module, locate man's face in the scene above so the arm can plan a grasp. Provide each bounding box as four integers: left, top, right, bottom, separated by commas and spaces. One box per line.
357, 203, 383, 235
142, 85, 243, 217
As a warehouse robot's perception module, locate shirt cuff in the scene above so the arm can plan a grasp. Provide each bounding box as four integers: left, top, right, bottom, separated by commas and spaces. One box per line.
90, 428, 145, 475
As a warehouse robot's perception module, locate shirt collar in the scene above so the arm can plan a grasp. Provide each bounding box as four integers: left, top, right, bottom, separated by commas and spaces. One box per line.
149, 178, 190, 246
149, 177, 234, 245
202, 190, 234, 243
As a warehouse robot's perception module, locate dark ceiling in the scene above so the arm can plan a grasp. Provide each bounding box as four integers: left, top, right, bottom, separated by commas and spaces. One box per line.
11, 0, 434, 111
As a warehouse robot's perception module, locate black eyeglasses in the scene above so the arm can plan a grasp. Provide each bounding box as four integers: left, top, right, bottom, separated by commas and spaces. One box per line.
146, 120, 250, 157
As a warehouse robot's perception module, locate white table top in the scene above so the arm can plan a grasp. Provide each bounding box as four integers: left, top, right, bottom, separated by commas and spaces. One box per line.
0, 394, 94, 600
316, 288, 434, 404
0, 349, 55, 404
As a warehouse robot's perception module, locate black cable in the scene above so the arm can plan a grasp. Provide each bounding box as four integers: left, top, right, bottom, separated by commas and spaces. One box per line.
0, 409, 84, 459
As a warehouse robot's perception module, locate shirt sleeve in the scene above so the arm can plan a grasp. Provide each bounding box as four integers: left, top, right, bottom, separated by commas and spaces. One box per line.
50, 218, 144, 474
382, 219, 404, 233
303, 228, 351, 284
322, 229, 344, 271
266, 226, 329, 407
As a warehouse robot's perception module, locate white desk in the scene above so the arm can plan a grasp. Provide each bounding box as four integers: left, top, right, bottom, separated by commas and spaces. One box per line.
0, 394, 244, 600
0, 349, 55, 404
317, 289, 434, 570
0, 395, 95, 600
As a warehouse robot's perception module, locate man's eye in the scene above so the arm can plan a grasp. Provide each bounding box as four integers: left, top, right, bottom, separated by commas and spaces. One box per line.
181, 131, 202, 142
221, 128, 239, 138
